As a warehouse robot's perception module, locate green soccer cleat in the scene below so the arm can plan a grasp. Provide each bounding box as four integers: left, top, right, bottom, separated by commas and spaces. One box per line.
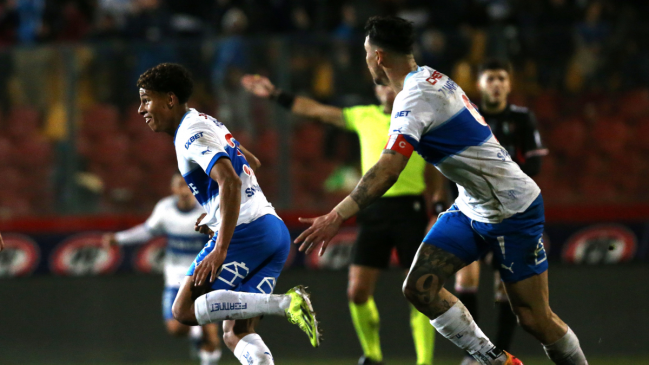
285, 285, 321, 347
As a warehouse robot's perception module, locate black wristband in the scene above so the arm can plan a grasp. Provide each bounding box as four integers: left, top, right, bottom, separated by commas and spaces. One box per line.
273, 90, 295, 110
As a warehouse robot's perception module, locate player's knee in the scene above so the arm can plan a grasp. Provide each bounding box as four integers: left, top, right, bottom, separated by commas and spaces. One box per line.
222, 326, 238, 350
347, 285, 371, 304
172, 301, 195, 326
402, 274, 441, 305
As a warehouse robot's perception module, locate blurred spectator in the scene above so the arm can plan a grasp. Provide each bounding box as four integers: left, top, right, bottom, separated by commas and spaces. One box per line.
536, 0, 577, 89
15, 0, 45, 43
568, 1, 610, 91
125, 0, 171, 41
0, 0, 18, 45
333, 3, 358, 40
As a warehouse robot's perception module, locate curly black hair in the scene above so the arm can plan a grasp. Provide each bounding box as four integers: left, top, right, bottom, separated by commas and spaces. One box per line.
137, 63, 194, 104
479, 59, 513, 76
364, 16, 415, 55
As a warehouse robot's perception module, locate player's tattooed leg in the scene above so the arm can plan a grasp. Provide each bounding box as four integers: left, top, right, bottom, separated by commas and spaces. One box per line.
403, 244, 467, 319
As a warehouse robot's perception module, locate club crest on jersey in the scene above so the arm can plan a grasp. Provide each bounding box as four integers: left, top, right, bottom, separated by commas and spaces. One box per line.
224, 133, 236, 148
185, 132, 204, 149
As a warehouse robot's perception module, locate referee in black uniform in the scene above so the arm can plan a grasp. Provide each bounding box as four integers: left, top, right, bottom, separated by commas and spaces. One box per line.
454, 59, 548, 365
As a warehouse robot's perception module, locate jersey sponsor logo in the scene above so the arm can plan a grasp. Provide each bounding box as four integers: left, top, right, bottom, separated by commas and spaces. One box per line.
0, 234, 40, 277
243, 164, 254, 177
201, 147, 212, 155
224, 133, 236, 148
50, 233, 122, 276
209, 302, 248, 312
245, 184, 261, 197
185, 132, 205, 149
395, 110, 411, 117
462, 95, 487, 126
385, 134, 414, 158
133, 237, 166, 274
439, 79, 459, 96
563, 224, 637, 264
426, 70, 444, 86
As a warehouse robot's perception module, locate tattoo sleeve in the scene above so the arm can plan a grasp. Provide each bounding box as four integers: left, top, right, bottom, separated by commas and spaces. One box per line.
349, 150, 404, 209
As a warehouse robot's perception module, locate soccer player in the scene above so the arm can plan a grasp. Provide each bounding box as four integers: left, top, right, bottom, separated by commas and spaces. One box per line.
454, 59, 549, 365
102, 174, 222, 365
241, 75, 439, 365
296, 16, 587, 365
136, 63, 320, 365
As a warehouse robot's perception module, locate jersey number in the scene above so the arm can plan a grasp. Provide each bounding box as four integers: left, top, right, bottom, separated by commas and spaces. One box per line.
462, 95, 487, 126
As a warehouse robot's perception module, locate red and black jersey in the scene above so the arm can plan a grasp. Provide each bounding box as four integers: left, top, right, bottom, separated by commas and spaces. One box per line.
479, 104, 548, 177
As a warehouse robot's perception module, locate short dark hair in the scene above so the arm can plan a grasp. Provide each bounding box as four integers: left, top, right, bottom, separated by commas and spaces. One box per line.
137, 63, 194, 104
364, 16, 415, 55
479, 59, 513, 76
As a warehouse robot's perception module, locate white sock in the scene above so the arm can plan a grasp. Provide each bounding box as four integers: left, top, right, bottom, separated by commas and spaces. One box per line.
431, 302, 506, 365
199, 348, 222, 365
233, 333, 274, 365
194, 290, 291, 325
543, 327, 588, 365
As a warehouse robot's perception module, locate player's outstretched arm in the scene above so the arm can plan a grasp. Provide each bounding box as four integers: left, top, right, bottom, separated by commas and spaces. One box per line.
102, 224, 154, 249
241, 74, 345, 128
295, 150, 409, 255
193, 158, 242, 287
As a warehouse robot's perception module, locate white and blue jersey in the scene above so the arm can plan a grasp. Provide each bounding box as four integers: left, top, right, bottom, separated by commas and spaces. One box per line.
173, 109, 289, 293
174, 109, 278, 232
386, 66, 547, 282
387, 66, 540, 224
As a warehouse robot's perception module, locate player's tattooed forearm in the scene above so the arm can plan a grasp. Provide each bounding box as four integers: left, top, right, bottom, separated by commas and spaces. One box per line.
382, 149, 397, 155
350, 163, 398, 209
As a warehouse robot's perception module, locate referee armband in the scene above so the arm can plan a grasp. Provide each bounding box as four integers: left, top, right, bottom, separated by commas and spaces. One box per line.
385, 134, 414, 158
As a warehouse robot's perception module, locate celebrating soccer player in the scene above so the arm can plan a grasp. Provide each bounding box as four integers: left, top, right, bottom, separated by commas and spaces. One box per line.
103, 174, 222, 365
454, 59, 549, 365
242, 74, 442, 365
296, 16, 587, 365
137, 63, 320, 365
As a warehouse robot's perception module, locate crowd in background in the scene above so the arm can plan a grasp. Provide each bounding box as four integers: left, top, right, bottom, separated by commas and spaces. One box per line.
0, 0, 648, 217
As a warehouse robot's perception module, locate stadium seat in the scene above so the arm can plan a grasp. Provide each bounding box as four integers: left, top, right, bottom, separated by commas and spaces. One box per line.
619, 88, 649, 119
591, 117, 628, 157
533, 93, 560, 123
11, 135, 52, 169
634, 117, 649, 150
81, 103, 120, 139
548, 118, 586, 158
90, 132, 131, 167
6, 107, 41, 140
0, 137, 13, 167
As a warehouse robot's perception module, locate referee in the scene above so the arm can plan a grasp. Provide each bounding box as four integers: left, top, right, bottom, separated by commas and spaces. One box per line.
242, 74, 440, 365
454, 59, 548, 365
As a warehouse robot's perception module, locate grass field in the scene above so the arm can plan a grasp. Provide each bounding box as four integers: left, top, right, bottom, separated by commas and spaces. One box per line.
60, 357, 649, 365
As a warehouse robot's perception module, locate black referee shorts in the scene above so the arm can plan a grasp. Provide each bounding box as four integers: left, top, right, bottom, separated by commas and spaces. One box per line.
351, 195, 428, 269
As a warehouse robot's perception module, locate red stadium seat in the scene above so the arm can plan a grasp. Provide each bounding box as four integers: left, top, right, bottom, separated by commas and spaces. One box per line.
634, 117, 649, 151
619, 88, 649, 119
6, 107, 41, 140
0, 137, 13, 167
591, 117, 629, 157
548, 118, 586, 158
90, 132, 131, 167
81, 103, 120, 139
533, 93, 560, 123
11, 135, 52, 169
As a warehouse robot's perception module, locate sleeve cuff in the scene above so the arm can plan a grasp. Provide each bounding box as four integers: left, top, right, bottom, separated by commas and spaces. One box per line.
206, 152, 230, 176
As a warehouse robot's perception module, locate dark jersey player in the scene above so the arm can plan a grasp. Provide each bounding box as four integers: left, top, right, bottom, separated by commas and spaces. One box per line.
455, 59, 548, 365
